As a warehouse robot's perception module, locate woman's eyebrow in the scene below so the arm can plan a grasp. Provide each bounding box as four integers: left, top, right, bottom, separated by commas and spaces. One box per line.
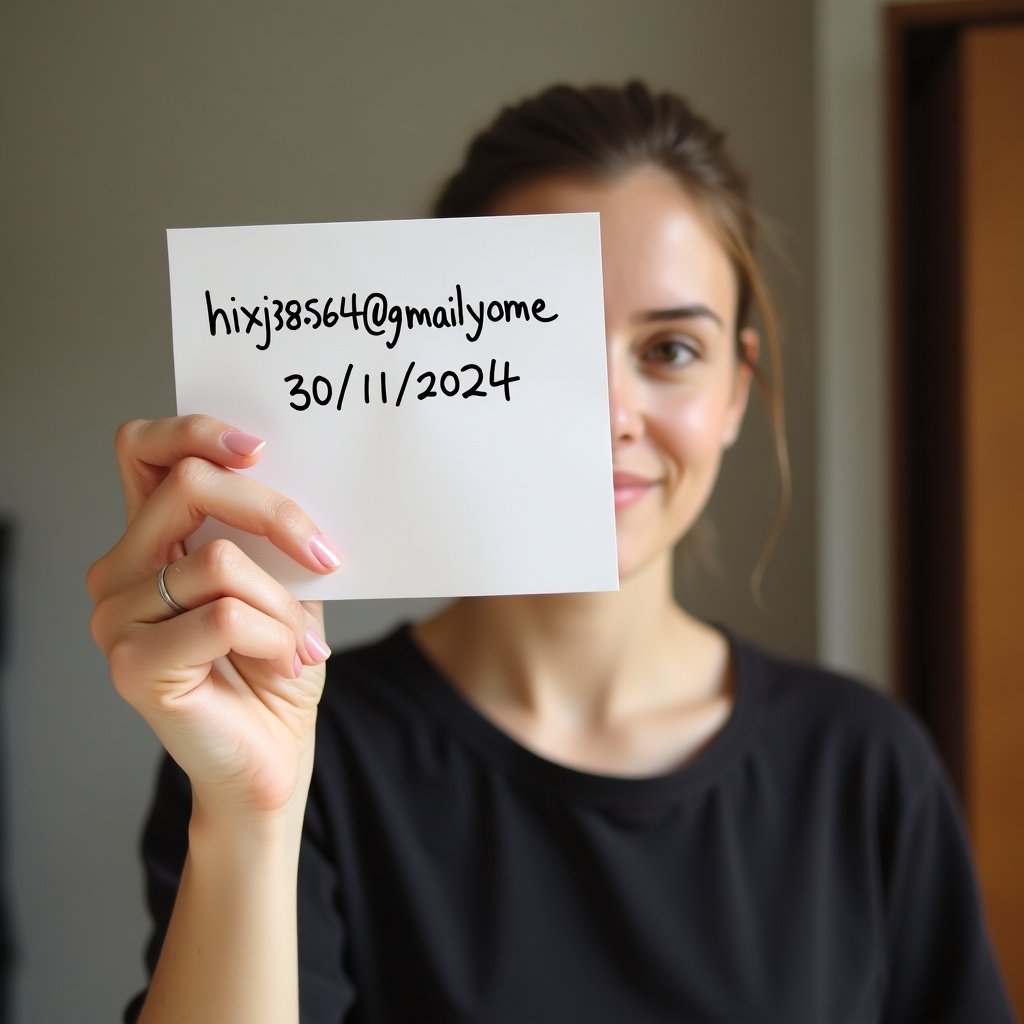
634, 304, 724, 328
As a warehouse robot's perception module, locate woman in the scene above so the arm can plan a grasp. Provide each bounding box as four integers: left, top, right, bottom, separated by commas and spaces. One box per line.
89, 82, 1014, 1023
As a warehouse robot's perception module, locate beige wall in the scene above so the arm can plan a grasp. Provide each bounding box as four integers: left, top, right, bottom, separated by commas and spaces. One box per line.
0, 2, 816, 1019
816, 0, 925, 690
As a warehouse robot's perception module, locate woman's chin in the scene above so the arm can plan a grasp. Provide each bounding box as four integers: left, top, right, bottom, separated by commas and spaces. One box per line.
614, 544, 674, 588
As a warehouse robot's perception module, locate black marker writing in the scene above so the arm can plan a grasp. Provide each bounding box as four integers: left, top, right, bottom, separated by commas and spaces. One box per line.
283, 359, 520, 411
204, 285, 558, 350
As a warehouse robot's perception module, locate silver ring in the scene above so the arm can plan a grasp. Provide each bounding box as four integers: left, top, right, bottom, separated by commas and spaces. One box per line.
157, 562, 188, 615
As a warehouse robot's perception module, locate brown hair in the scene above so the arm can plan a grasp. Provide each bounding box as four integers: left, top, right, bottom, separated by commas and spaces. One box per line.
433, 81, 790, 600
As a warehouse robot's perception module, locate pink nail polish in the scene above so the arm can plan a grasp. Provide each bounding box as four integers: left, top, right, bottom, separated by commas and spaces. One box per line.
222, 430, 266, 457
310, 533, 343, 569
293, 653, 303, 678
305, 629, 332, 663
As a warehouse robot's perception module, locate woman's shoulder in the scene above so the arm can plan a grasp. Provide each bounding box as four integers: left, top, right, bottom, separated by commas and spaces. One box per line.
313, 623, 457, 766
735, 629, 909, 720
317, 623, 425, 718
729, 628, 945, 797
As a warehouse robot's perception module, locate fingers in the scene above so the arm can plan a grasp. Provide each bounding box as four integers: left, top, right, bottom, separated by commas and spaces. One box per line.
91, 414, 339, 701
91, 455, 343, 601
90, 540, 331, 669
108, 597, 309, 711
115, 415, 268, 523
93, 416, 336, 814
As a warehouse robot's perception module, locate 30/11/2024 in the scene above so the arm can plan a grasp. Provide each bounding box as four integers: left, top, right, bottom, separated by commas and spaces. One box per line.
283, 359, 521, 412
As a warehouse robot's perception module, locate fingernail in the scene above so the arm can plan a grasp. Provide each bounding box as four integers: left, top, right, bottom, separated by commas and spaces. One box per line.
304, 629, 332, 663
293, 653, 303, 678
222, 430, 266, 457
310, 532, 343, 569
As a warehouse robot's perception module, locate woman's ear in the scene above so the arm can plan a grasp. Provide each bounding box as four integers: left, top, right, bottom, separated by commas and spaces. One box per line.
722, 327, 759, 449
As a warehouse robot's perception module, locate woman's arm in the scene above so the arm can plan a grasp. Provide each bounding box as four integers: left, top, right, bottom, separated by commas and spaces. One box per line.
139, 808, 306, 1024
881, 746, 1015, 1022
88, 415, 340, 1024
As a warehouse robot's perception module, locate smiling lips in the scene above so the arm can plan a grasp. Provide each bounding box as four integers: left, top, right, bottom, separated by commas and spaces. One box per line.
612, 471, 659, 509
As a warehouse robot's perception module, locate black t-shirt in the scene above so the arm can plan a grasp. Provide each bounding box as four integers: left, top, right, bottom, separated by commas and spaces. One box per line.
126, 625, 1015, 1023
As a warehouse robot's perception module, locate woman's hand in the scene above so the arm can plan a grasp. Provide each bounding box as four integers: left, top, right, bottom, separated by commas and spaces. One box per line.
87, 415, 342, 832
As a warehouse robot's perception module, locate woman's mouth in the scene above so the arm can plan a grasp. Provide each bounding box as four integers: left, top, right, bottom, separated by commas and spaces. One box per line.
612, 471, 658, 509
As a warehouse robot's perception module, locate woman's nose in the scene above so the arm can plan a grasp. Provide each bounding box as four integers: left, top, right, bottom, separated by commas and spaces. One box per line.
608, 356, 644, 444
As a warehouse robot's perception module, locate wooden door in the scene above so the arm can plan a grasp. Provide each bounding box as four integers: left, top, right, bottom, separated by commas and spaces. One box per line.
887, 3, 1024, 1015
961, 22, 1024, 1009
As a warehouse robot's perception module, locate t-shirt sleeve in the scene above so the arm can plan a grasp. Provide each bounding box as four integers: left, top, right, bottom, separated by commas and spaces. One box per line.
123, 753, 357, 1024
881, 744, 1016, 1023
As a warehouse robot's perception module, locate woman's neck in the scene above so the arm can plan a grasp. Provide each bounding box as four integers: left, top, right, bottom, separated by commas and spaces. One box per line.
413, 553, 724, 728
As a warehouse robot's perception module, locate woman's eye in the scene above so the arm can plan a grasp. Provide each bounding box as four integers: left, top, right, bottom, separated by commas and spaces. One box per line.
643, 338, 698, 367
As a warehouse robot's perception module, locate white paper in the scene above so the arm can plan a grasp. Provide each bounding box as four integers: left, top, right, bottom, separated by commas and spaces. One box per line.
167, 215, 618, 599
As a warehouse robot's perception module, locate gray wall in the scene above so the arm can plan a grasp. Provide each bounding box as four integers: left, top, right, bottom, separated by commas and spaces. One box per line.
0, 2, 816, 1020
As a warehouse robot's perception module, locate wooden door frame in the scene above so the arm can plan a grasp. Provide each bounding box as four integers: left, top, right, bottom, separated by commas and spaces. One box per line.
885, 0, 1024, 795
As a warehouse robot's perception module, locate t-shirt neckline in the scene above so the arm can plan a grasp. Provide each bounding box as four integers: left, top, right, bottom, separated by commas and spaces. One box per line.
389, 621, 765, 809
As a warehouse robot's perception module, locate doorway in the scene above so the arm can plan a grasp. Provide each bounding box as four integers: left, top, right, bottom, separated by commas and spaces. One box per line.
886, 1, 1024, 1012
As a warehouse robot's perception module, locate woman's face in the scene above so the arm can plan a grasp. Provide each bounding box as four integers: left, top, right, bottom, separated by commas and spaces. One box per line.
490, 168, 757, 581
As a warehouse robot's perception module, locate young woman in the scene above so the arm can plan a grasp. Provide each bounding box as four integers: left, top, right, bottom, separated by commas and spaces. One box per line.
89, 82, 1014, 1023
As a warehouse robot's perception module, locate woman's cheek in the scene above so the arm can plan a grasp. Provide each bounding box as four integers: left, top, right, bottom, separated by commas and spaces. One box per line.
651, 391, 727, 465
